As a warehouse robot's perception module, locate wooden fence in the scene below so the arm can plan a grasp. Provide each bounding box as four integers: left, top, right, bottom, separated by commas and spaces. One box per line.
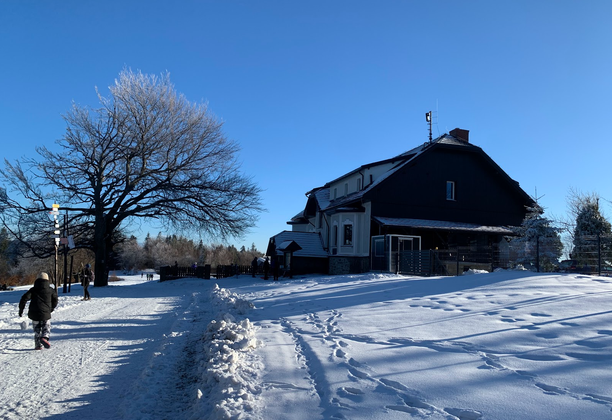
159, 264, 258, 282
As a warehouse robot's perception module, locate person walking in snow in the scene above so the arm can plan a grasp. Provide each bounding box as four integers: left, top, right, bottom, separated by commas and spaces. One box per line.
82, 263, 94, 300
19, 272, 58, 350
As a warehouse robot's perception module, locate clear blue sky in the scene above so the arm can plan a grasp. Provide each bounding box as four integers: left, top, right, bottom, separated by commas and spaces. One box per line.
1, 1, 611, 252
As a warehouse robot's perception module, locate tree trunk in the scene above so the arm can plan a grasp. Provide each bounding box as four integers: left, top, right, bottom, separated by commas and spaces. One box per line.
94, 212, 108, 287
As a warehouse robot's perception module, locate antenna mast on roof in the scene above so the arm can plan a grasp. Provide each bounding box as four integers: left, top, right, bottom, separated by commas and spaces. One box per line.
425, 111, 432, 142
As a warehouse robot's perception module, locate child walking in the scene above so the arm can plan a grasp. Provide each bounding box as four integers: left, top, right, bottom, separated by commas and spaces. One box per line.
19, 272, 58, 350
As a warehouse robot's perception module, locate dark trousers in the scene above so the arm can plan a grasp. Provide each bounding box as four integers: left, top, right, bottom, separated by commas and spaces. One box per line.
33, 319, 51, 348
83, 282, 90, 300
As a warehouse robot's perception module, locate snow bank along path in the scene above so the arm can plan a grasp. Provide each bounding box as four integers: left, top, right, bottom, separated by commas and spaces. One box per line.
0, 276, 260, 420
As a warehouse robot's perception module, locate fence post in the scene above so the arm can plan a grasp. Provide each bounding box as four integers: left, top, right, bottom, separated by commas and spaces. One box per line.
396, 251, 400, 274
536, 235, 540, 273
598, 233, 601, 276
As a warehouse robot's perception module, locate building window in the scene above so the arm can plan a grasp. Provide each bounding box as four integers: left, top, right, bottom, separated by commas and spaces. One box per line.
357, 178, 362, 191
344, 183, 348, 196
343, 224, 353, 246
333, 188, 337, 200
446, 181, 455, 201
333, 225, 338, 246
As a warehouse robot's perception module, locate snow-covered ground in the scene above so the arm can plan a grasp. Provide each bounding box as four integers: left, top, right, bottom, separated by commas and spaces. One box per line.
1, 270, 612, 419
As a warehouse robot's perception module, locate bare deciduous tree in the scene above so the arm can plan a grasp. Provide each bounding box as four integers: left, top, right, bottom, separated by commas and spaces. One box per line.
0, 69, 263, 286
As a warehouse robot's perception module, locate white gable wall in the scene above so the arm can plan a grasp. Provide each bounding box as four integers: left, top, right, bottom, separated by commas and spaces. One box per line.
292, 160, 398, 257
328, 162, 397, 199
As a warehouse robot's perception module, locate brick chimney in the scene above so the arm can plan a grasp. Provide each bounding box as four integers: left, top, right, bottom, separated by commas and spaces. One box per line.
449, 128, 469, 142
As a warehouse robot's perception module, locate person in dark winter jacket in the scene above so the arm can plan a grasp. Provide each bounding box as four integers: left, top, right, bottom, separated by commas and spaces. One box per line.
19, 272, 58, 350
82, 263, 94, 300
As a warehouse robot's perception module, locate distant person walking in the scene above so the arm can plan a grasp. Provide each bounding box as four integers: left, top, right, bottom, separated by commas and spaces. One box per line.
19, 272, 58, 350
82, 264, 94, 300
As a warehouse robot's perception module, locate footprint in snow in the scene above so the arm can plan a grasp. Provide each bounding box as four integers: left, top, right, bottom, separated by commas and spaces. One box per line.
340, 386, 364, 395
386, 405, 419, 414
535, 332, 558, 339
585, 393, 612, 404
535, 382, 567, 395
575, 339, 607, 349
347, 366, 371, 380
444, 407, 483, 420
530, 312, 553, 317
379, 378, 409, 392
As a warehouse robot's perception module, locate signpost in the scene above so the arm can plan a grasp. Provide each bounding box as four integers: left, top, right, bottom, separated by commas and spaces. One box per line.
51, 204, 60, 289
50, 204, 76, 293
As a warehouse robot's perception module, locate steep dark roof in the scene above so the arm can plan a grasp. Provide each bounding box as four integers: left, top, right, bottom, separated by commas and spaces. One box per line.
305, 131, 532, 214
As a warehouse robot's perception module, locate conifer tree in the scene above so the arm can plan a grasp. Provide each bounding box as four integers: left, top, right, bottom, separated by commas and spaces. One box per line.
571, 197, 612, 267
511, 205, 562, 271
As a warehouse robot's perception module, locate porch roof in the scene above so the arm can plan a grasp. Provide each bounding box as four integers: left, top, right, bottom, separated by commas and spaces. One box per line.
268, 231, 329, 258
373, 216, 514, 235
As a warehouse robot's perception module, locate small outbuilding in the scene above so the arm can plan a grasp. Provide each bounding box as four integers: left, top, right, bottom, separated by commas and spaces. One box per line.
266, 231, 328, 276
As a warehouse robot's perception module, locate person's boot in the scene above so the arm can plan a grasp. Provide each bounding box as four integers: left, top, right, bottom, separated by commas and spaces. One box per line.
40, 337, 51, 349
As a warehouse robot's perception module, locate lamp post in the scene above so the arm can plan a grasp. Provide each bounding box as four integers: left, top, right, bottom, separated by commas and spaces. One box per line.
51, 204, 60, 289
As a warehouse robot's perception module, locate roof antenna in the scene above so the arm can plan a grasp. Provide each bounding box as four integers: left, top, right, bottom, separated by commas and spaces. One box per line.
425, 111, 432, 142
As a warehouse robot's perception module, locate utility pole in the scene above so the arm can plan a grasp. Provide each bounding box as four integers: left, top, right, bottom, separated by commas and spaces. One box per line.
63, 211, 68, 293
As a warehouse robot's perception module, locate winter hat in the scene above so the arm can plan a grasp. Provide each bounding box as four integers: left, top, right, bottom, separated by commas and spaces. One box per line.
38, 272, 49, 281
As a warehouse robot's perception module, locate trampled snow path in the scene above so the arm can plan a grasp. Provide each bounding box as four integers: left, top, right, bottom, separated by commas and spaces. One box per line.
0, 276, 261, 420
0, 278, 201, 419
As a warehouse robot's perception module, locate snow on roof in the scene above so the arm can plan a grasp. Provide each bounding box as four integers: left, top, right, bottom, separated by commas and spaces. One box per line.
373, 216, 514, 234
270, 231, 328, 258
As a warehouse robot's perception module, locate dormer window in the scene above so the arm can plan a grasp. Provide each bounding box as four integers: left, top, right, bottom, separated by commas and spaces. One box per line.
344, 183, 348, 196
333, 188, 337, 200
357, 178, 362, 191
446, 181, 456, 201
